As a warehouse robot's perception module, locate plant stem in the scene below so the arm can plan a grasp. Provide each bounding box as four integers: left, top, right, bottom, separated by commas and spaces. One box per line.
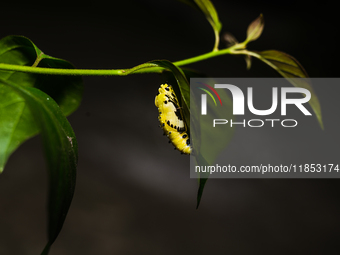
212, 29, 220, 52
0, 47, 234, 76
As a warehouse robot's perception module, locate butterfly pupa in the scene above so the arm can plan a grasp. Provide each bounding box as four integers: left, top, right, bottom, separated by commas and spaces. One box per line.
155, 84, 191, 154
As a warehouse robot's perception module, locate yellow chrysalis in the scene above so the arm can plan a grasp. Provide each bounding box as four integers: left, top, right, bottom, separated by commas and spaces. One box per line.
155, 84, 191, 155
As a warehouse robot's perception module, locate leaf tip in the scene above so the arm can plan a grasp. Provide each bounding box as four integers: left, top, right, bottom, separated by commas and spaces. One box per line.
196, 176, 208, 209
196, 196, 203, 210
317, 115, 324, 130
196, 194, 202, 210
41, 243, 51, 255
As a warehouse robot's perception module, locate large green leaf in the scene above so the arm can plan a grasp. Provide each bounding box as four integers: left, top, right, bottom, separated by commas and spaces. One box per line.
1, 78, 78, 255
151, 61, 208, 206
0, 35, 83, 172
160, 65, 235, 208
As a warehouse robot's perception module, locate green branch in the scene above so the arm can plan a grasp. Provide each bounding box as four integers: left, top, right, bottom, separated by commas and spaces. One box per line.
0, 47, 237, 76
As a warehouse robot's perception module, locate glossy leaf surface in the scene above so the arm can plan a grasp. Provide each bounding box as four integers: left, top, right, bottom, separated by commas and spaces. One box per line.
0, 35, 82, 171
1, 78, 77, 254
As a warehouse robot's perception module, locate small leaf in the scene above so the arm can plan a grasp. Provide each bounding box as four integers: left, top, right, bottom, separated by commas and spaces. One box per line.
0, 35, 83, 172
194, 0, 222, 32
178, 0, 222, 50
1, 78, 77, 255
246, 14, 264, 43
245, 55, 252, 70
178, 0, 222, 32
222, 32, 239, 47
244, 49, 323, 129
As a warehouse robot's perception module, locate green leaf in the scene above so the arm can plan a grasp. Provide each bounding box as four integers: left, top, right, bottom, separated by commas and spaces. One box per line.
256, 50, 308, 77
161, 67, 235, 208
178, 0, 222, 50
245, 14, 264, 43
242, 49, 323, 129
0, 35, 83, 172
192, 79, 234, 208
154, 61, 207, 207
1, 78, 77, 255
194, 0, 222, 32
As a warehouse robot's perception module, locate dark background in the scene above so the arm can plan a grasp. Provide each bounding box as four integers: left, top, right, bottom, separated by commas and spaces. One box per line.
1, 1, 339, 254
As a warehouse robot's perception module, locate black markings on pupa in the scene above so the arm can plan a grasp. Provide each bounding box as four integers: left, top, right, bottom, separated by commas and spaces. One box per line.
155, 84, 192, 155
